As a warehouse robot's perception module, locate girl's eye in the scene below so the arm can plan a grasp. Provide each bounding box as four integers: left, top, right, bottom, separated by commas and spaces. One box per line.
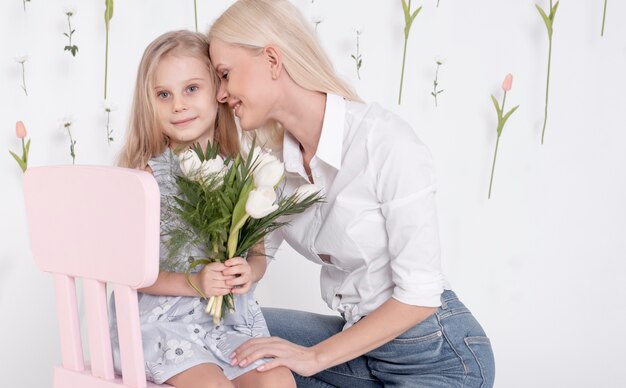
221, 71, 229, 80
157, 91, 170, 99
187, 85, 199, 93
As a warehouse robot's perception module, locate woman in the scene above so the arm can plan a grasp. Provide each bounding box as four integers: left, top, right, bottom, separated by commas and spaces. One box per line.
208, 0, 495, 386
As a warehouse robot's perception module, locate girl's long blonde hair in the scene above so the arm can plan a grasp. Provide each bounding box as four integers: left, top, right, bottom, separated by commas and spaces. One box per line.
208, 0, 362, 148
118, 30, 239, 169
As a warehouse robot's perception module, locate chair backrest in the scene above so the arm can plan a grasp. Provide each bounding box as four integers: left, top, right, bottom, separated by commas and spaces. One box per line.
23, 165, 162, 388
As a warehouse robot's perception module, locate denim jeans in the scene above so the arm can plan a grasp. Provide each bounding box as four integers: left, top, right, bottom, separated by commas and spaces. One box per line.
263, 290, 495, 387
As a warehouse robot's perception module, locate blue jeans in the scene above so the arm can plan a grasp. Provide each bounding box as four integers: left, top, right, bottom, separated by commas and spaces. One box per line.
263, 290, 495, 387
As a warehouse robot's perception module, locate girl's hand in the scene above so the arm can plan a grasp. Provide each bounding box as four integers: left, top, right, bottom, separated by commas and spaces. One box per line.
223, 257, 253, 294
191, 262, 234, 297
230, 337, 321, 377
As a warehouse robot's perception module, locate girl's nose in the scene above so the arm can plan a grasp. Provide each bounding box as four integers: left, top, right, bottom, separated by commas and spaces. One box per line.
173, 95, 187, 113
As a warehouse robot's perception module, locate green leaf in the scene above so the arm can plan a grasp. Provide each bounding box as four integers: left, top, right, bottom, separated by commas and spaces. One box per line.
490, 94, 502, 119
404, 5, 422, 37
500, 105, 520, 130
536, 4, 553, 38
410, 6, 422, 24
9, 151, 26, 172
104, 0, 114, 25
401, 0, 410, 25
550, 1, 559, 21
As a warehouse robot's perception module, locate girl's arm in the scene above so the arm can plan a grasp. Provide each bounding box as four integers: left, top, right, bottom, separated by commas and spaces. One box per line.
138, 265, 233, 297
232, 297, 436, 376
138, 164, 233, 298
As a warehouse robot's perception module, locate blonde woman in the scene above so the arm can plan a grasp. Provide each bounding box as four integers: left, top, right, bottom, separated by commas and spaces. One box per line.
114, 30, 295, 388
208, 0, 495, 387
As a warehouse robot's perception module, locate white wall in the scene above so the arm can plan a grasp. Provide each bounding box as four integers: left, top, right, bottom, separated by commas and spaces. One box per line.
2, 1, 625, 387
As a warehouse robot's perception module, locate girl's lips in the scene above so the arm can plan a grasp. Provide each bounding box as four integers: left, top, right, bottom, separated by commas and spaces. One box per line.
172, 117, 197, 126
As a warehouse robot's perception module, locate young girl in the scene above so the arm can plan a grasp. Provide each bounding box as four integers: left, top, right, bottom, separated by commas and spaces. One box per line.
114, 30, 295, 388
208, 1, 495, 387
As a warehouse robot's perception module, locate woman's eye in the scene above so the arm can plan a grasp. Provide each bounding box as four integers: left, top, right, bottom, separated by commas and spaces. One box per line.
187, 85, 199, 93
157, 91, 169, 99
221, 71, 229, 80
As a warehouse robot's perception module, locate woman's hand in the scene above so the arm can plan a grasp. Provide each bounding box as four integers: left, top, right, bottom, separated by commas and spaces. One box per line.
230, 337, 321, 377
191, 262, 234, 297
223, 257, 253, 294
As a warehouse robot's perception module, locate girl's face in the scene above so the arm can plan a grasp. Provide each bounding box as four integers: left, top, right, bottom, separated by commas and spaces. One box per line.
210, 39, 279, 131
153, 54, 218, 149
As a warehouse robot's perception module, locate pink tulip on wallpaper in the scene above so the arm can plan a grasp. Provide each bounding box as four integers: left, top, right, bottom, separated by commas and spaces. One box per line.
9, 121, 31, 173
16, 121, 27, 139
502, 73, 513, 92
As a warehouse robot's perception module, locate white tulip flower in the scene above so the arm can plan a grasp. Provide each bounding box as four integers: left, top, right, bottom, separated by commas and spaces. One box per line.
179, 149, 202, 178
253, 159, 284, 188
246, 186, 279, 219
198, 156, 226, 186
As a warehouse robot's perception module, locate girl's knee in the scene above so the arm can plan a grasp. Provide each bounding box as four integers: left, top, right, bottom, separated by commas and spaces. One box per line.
234, 367, 296, 388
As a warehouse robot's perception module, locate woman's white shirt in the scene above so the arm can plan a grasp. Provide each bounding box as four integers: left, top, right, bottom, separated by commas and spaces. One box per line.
268, 94, 449, 329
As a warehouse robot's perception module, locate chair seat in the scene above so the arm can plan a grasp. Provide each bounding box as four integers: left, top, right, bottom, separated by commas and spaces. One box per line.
54, 366, 174, 387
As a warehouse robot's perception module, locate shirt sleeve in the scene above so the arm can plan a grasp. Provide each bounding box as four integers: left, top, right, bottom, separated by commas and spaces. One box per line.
264, 227, 285, 265
368, 110, 445, 307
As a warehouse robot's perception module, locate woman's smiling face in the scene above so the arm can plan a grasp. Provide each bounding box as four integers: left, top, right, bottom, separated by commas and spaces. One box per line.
210, 39, 279, 131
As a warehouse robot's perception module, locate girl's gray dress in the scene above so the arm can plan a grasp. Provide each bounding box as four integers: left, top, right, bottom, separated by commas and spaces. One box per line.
110, 148, 270, 384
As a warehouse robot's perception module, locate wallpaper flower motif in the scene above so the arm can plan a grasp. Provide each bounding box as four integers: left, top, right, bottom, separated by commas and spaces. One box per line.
15, 55, 28, 96
488, 74, 519, 199
398, 0, 422, 104
63, 8, 79, 57
104, 100, 116, 144
104, 0, 113, 99
431, 59, 444, 107
9, 121, 31, 173
536, 0, 559, 144
351, 27, 363, 80
60, 118, 77, 164
601, 0, 608, 36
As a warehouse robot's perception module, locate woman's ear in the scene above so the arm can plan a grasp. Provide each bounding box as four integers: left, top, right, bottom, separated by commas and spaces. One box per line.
263, 45, 283, 80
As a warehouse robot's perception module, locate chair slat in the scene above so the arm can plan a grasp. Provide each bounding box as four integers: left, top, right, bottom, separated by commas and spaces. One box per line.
114, 285, 148, 388
84, 278, 115, 380
54, 274, 85, 372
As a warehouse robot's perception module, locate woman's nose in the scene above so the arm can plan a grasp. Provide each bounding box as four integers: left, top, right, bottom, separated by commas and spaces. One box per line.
216, 82, 229, 103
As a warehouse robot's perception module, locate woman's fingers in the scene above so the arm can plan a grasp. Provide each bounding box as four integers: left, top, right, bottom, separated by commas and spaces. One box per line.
231, 337, 291, 365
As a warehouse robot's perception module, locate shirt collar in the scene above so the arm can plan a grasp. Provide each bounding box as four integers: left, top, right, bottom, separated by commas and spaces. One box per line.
283, 93, 345, 172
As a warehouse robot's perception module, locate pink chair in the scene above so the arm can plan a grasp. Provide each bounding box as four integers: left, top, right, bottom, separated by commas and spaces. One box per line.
23, 166, 173, 388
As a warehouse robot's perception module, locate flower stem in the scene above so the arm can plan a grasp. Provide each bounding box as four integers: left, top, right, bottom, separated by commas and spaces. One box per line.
20, 62, 28, 96
106, 110, 112, 144
540, 37, 552, 144
194, 0, 198, 32
488, 135, 501, 199
356, 33, 361, 80
67, 15, 73, 47
21, 138, 27, 165
398, 35, 409, 104
104, 28, 109, 99
601, 0, 608, 36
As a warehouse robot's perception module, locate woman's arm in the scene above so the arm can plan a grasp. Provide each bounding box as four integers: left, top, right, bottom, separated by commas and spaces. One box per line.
231, 297, 436, 376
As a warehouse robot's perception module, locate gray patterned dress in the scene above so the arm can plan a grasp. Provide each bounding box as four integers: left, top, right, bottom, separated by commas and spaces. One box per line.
109, 148, 270, 384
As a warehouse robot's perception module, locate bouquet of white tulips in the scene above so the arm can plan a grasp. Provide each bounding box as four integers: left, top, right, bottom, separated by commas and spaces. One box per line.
167, 140, 323, 325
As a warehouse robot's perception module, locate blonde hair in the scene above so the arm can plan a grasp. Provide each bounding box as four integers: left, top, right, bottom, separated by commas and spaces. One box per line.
208, 0, 362, 147
117, 30, 239, 169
